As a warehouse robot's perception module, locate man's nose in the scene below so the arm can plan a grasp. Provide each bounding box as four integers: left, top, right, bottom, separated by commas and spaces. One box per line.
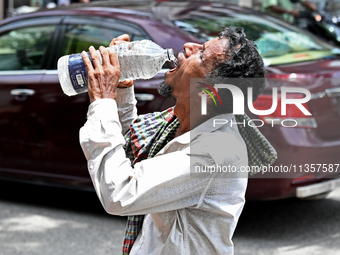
183, 43, 203, 57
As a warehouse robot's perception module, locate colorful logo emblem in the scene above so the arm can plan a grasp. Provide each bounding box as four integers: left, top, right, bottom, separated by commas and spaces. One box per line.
197, 82, 222, 106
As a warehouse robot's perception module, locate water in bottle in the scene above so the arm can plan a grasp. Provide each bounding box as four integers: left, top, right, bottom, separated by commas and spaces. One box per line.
57, 40, 177, 96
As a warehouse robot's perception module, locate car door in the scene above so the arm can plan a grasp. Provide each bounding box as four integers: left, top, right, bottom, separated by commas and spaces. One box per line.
0, 16, 62, 179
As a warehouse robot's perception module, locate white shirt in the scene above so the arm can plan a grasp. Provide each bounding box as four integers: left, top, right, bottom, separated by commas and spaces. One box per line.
79, 87, 248, 255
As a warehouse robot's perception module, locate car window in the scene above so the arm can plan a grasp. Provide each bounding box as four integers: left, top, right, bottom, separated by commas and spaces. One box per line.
60, 24, 148, 56
173, 10, 339, 65
0, 25, 55, 70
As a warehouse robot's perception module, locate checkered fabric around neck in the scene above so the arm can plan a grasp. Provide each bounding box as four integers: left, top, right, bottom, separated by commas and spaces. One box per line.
122, 108, 180, 255
235, 114, 278, 175
121, 109, 277, 254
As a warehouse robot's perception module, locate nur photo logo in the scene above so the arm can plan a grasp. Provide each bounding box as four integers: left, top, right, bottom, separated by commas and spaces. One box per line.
195, 78, 313, 128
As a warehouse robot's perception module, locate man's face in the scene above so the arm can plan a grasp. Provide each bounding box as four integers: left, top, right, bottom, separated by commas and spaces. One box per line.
161, 37, 228, 100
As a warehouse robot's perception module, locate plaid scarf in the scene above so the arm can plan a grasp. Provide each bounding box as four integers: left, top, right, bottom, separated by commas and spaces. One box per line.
122, 108, 180, 254
121, 109, 277, 254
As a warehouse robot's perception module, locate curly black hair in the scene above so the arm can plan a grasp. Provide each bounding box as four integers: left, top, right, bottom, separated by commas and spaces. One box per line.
205, 27, 266, 114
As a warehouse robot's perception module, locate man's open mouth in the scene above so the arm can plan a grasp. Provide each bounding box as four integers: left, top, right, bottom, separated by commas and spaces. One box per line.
169, 65, 177, 73
168, 59, 179, 73
169, 53, 182, 73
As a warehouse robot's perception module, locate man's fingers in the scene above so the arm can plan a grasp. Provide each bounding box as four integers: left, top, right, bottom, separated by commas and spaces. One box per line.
89, 46, 101, 68
117, 79, 134, 88
81, 51, 93, 71
108, 48, 120, 68
116, 34, 130, 42
99, 46, 109, 66
109, 34, 130, 47
81, 46, 121, 102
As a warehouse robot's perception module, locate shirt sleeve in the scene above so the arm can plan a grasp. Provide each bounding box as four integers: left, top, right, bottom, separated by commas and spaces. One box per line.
115, 86, 138, 134
79, 99, 246, 216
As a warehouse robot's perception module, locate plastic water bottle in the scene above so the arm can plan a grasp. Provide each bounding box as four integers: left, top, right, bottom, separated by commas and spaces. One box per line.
57, 40, 177, 96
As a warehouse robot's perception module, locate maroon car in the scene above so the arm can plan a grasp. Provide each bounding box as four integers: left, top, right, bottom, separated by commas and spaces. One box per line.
0, 0, 339, 200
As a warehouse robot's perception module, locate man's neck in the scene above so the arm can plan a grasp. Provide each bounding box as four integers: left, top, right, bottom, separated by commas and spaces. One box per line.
174, 102, 212, 137
174, 102, 190, 137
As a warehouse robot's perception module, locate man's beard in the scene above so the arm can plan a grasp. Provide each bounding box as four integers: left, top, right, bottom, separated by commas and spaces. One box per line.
157, 81, 175, 100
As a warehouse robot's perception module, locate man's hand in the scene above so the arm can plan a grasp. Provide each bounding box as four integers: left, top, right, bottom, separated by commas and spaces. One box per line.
81, 34, 134, 103
82, 45, 120, 103
109, 34, 134, 89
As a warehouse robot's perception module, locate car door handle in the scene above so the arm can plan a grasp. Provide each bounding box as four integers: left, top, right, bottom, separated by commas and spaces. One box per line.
10, 89, 35, 97
135, 93, 155, 101
325, 87, 340, 98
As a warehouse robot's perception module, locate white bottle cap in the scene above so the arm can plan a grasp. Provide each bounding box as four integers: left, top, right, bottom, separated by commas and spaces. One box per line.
57, 55, 77, 96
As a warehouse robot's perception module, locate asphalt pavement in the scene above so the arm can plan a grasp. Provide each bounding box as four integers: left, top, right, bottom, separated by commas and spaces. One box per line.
234, 188, 340, 255
0, 180, 340, 255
